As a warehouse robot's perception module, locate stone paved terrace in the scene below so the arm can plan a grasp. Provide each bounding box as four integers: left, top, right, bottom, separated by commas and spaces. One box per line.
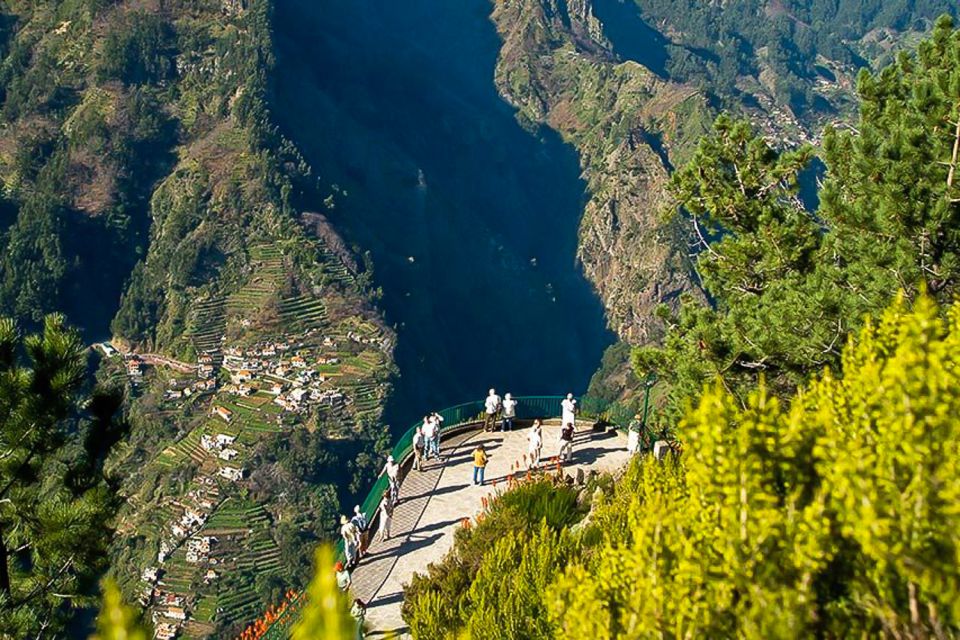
349, 420, 631, 637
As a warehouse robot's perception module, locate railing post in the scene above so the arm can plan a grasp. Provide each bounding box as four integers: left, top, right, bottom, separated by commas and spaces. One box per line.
640, 372, 657, 447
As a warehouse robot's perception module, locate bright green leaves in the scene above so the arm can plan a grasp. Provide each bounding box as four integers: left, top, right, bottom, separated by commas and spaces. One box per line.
816, 294, 960, 630
291, 546, 357, 640
90, 581, 150, 640
553, 294, 960, 638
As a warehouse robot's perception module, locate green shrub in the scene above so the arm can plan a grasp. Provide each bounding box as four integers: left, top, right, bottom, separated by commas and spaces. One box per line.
402, 478, 584, 639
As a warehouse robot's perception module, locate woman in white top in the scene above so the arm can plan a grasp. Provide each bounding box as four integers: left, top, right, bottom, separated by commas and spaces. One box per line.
561, 393, 577, 426
527, 419, 543, 470
377, 490, 393, 541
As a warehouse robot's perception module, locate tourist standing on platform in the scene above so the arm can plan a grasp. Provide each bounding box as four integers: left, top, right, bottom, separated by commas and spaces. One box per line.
561, 393, 577, 427
429, 412, 444, 457
377, 489, 393, 541
351, 505, 369, 556
472, 443, 489, 485
484, 388, 501, 432
340, 515, 361, 568
559, 421, 575, 462
335, 561, 352, 592
350, 599, 367, 639
421, 417, 436, 461
382, 455, 400, 504
413, 425, 425, 470
501, 393, 517, 432
527, 419, 542, 469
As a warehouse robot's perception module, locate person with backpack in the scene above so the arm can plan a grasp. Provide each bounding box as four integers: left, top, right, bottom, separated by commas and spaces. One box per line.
351, 505, 369, 556
377, 490, 394, 541
340, 514, 361, 568
559, 421, 575, 462
428, 412, 444, 457
472, 443, 489, 485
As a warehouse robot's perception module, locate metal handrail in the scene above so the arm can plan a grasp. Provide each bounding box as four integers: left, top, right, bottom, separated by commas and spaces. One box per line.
255, 395, 615, 639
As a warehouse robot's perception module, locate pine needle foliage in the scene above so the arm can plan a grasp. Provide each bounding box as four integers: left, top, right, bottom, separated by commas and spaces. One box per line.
638, 15, 960, 415
0, 315, 125, 638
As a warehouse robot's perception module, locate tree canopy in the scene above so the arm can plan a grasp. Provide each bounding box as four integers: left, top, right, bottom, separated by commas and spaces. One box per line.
402, 293, 960, 639
0, 315, 124, 638
636, 15, 960, 416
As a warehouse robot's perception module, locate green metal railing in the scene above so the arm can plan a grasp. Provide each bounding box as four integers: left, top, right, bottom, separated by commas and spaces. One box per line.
254, 395, 623, 639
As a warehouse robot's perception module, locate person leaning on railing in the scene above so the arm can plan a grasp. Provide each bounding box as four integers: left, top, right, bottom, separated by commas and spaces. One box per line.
483, 388, 501, 432
429, 412, 444, 456
561, 393, 577, 427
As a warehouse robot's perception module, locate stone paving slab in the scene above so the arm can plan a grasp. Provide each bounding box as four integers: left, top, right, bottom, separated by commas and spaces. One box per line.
348, 422, 631, 637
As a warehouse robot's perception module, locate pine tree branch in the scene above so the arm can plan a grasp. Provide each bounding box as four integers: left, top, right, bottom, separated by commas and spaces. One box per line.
947, 108, 960, 190
690, 214, 721, 259
10, 554, 76, 609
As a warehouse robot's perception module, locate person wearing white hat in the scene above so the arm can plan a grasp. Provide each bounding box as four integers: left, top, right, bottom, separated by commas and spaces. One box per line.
501, 392, 517, 432
340, 514, 361, 568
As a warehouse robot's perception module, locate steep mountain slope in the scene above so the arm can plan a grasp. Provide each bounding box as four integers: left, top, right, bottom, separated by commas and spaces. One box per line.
491, 0, 957, 406
492, 0, 710, 346
268, 0, 614, 424
0, 1, 394, 637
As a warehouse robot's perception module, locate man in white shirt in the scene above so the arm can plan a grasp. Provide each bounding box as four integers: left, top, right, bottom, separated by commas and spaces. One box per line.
484, 388, 501, 432
421, 416, 436, 460
340, 515, 361, 568
501, 393, 518, 432
561, 393, 577, 427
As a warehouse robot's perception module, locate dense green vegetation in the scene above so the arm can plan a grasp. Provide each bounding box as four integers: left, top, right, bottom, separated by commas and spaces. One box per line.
0, 315, 124, 638
402, 478, 586, 639
0, 1, 178, 329
633, 0, 957, 111
0, 2, 396, 637
634, 15, 960, 418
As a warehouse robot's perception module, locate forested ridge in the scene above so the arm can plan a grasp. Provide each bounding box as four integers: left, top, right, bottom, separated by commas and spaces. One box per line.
629, 0, 957, 112
0, 1, 395, 638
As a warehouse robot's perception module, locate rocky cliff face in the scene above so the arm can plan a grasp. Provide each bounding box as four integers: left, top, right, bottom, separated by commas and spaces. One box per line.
491, 0, 709, 345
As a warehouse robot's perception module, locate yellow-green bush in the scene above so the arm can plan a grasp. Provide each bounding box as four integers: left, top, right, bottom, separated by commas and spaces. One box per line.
550, 294, 960, 639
